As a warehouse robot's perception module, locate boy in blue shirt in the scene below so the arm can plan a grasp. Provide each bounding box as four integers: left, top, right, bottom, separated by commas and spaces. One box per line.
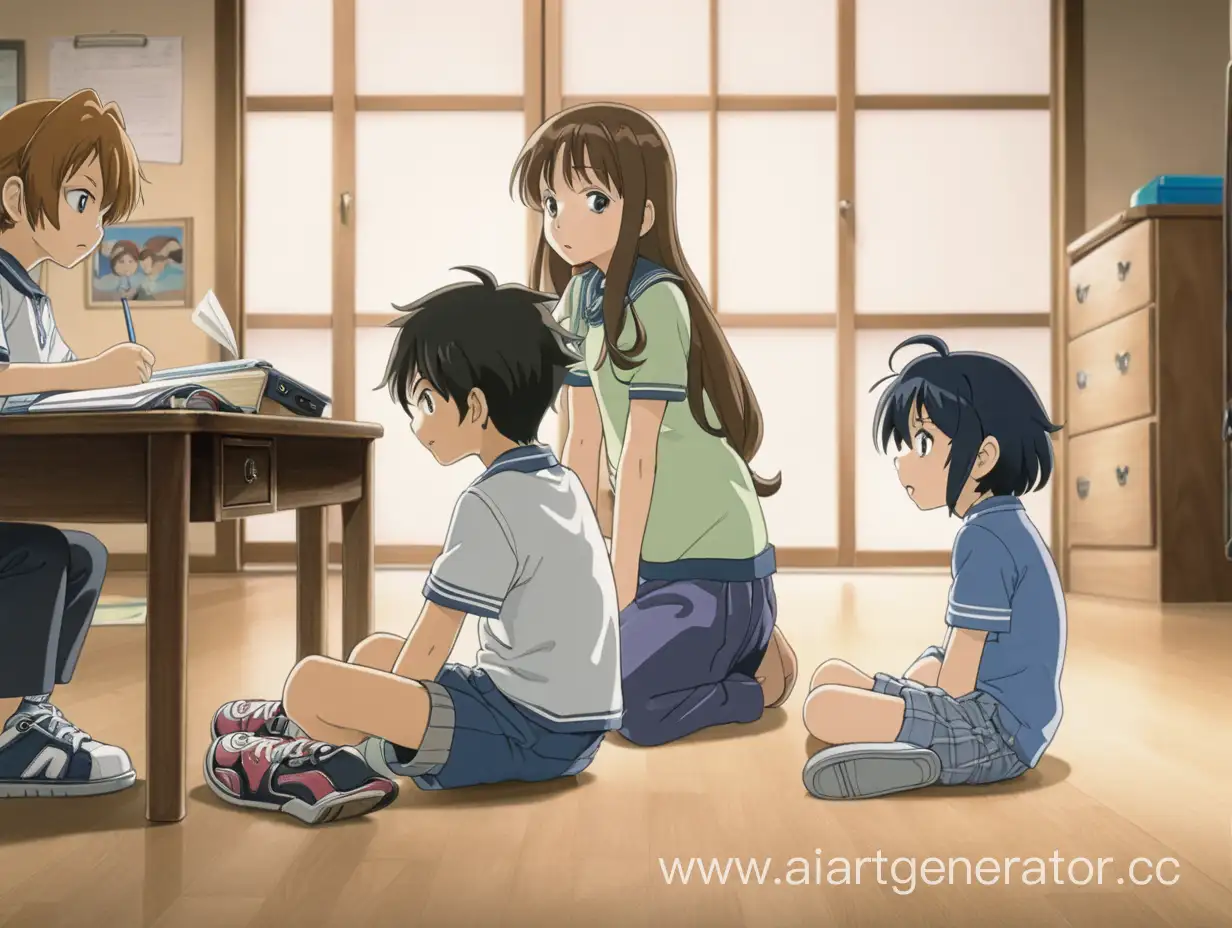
802, 335, 1066, 799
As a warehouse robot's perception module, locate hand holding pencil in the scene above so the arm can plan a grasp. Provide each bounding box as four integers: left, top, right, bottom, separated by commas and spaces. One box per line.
77, 298, 155, 389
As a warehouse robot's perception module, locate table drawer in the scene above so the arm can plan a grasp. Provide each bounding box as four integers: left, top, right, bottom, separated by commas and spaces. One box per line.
220, 438, 275, 515
1067, 419, 1155, 548
1066, 306, 1154, 436
1068, 219, 1153, 338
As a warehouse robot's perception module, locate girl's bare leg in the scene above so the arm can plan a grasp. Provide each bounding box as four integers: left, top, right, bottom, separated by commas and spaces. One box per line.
756, 626, 799, 708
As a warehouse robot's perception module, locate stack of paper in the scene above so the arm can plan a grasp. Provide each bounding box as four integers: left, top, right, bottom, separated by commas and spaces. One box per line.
192, 290, 239, 359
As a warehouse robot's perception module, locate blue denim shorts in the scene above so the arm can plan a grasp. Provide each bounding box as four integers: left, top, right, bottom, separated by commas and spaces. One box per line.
398, 663, 605, 791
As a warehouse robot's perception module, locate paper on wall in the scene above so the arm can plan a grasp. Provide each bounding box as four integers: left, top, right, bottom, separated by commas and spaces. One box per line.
49, 37, 183, 164
0, 48, 18, 113
191, 290, 239, 359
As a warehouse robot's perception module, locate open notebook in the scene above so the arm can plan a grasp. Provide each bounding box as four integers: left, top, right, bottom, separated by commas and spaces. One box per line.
25, 366, 269, 413
23, 360, 332, 416
15, 292, 331, 416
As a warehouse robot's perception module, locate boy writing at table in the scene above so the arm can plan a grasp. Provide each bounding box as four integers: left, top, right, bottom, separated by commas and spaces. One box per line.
0, 90, 156, 797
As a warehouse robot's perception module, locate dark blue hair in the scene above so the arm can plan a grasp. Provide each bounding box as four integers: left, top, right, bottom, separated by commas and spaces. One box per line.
871, 334, 1062, 515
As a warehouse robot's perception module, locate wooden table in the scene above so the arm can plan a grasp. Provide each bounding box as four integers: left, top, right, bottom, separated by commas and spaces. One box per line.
0, 412, 383, 823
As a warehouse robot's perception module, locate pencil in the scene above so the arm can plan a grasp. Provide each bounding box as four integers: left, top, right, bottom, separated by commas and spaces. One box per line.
121, 298, 136, 342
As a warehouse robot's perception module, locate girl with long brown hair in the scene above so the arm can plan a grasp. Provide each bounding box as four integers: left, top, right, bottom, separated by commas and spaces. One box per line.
511, 103, 797, 746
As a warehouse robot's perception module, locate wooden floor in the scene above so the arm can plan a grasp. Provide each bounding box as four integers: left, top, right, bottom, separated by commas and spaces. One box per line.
0, 570, 1229, 927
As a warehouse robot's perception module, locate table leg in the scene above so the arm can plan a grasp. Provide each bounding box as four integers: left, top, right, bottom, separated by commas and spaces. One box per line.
146, 433, 190, 823
340, 440, 374, 659
296, 506, 328, 659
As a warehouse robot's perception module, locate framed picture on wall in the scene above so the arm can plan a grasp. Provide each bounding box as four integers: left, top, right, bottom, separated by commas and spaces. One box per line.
86, 218, 192, 309
0, 41, 23, 114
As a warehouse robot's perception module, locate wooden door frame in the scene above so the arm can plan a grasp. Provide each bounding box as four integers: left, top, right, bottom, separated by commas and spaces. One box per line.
544, 0, 1055, 571
114, 0, 246, 573
211, 0, 244, 572
217, 0, 1079, 573
235, 0, 545, 568
1053, 0, 1085, 588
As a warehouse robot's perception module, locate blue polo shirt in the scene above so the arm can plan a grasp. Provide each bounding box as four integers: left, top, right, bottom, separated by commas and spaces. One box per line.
945, 496, 1066, 768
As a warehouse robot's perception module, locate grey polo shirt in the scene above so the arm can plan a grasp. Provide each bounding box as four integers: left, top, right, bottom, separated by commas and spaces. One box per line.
423, 444, 624, 734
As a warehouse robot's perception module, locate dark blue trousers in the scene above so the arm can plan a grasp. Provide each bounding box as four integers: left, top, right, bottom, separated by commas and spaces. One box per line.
617, 576, 777, 746
0, 523, 108, 698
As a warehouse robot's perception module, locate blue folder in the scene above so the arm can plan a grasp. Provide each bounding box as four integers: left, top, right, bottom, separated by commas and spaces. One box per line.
1130, 175, 1223, 207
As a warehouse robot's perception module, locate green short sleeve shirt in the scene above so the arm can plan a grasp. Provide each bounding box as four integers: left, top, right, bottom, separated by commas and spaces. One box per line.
559, 258, 773, 580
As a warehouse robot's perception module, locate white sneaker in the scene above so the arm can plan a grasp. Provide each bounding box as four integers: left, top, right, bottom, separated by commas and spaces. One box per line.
0, 704, 136, 797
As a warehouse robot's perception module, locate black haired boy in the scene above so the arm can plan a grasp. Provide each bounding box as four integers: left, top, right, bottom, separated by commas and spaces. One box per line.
802, 335, 1066, 799
203, 267, 623, 824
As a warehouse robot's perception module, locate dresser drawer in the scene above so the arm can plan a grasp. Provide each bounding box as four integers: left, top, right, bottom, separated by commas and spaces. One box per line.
1066, 306, 1154, 436
1067, 419, 1155, 548
1067, 548, 1161, 601
1067, 220, 1153, 338
220, 438, 275, 516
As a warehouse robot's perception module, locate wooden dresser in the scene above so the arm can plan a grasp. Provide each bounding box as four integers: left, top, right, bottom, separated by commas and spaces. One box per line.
1062, 204, 1232, 602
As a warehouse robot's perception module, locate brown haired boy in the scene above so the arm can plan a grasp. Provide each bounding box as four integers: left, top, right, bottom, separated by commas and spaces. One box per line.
0, 90, 157, 797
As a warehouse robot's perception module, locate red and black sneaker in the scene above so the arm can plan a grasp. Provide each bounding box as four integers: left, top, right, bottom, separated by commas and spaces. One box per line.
210, 699, 300, 739
204, 731, 397, 825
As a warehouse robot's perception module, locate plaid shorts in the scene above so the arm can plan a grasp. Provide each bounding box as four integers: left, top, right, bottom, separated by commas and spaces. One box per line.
873, 673, 1029, 786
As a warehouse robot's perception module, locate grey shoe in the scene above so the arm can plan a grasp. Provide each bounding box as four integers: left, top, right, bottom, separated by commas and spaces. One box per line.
803, 742, 941, 800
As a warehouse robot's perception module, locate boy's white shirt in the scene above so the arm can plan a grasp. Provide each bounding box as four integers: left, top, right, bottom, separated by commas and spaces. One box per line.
0, 261, 75, 363
0, 255, 79, 410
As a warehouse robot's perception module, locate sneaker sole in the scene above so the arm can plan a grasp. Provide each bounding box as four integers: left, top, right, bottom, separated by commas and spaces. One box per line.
803, 743, 942, 800
0, 770, 137, 798
203, 753, 397, 825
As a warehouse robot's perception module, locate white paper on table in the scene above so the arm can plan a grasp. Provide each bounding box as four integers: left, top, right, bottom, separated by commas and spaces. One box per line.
49, 37, 183, 164
191, 290, 239, 359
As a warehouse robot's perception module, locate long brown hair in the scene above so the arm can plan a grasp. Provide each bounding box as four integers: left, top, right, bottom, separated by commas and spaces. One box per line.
510, 103, 780, 497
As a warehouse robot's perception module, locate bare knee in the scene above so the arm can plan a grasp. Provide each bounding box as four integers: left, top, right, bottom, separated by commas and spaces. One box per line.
347, 632, 404, 668
283, 654, 334, 720
809, 658, 858, 690
802, 684, 845, 740
903, 655, 941, 686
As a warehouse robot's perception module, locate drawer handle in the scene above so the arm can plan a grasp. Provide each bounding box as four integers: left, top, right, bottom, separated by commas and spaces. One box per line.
1076, 477, 1090, 499
1116, 260, 1131, 281
243, 457, 258, 485
1075, 369, 1088, 390
1075, 283, 1090, 303
1116, 465, 1129, 486
1115, 351, 1130, 374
